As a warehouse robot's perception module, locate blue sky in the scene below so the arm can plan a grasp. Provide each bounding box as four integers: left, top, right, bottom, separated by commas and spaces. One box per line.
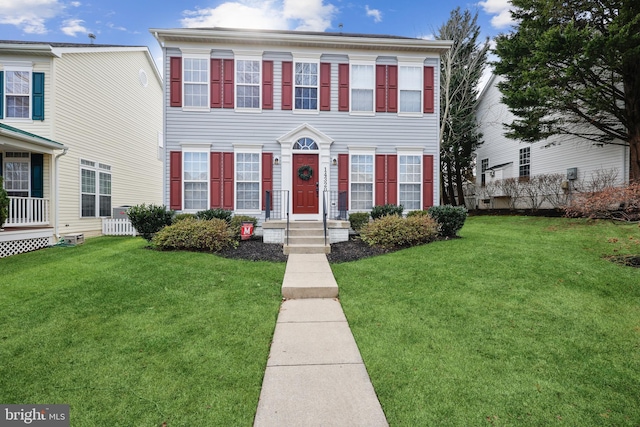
0, 0, 515, 70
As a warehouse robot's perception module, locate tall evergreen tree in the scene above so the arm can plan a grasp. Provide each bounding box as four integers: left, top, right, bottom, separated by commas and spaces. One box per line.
437, 8, 490, 205
494, 0, 640, 181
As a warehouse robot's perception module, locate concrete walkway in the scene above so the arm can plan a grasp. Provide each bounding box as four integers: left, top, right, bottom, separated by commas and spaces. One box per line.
254, 254, 388, 427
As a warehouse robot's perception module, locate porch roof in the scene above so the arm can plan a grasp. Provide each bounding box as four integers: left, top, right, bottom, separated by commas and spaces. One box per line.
0, 123, 67, 151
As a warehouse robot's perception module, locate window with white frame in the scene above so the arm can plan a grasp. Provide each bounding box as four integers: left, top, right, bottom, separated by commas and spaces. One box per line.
350, 154, 374, 210
183, 152, 209, 210
294, 62, 318, 110
183, 58, 208, 108
399, 155, 422, 210
481, 158, 489, 187
351, 64, 374, 112
3, 152, 30, 197
235, 152, 260, 210
4, 67, 31, 119
236, 59, 260, 109
519, 147, 530, 179
80, 159, 111, 217
399, 66, 422, 113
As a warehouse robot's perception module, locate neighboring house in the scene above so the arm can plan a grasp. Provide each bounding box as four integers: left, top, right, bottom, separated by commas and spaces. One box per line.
0, 41, 163, 258
474, 74, 629, 209
151, 27, 451, 243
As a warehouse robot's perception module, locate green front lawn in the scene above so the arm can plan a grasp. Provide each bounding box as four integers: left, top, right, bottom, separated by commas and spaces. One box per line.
0, 237, 285, 426
333, 216, 640, 426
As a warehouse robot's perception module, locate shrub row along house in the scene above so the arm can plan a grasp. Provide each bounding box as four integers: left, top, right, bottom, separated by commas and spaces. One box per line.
474, 74, 630, 210
151, 27, 452, 247
0, 41, 163, 257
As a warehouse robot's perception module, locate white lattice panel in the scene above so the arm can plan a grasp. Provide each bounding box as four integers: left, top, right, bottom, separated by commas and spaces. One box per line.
0, 237, 51, 258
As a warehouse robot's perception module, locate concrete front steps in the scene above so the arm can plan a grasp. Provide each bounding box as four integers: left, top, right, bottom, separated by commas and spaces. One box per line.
283, 221, 331, 255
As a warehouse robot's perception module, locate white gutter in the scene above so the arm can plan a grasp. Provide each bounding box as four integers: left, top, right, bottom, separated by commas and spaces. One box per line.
54, 147, 69, 239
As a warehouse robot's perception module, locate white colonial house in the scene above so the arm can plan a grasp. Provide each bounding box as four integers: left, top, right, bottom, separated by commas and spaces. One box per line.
151, 27, 451, 251
474, 73, 630, 209
0, 41, 163, 257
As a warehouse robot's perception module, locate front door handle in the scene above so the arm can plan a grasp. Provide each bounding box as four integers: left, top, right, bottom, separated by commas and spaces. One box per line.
316, 182, 319, 196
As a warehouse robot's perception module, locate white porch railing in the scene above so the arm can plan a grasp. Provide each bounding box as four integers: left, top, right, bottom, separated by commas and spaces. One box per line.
102, 218, 137, 236
5, 196, 50, 226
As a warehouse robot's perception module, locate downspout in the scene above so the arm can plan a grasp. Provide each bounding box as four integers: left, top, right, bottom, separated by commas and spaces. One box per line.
54, 147, 69, 239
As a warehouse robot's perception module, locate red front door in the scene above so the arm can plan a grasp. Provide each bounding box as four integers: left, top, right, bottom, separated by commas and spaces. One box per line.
293, 153, 319, 214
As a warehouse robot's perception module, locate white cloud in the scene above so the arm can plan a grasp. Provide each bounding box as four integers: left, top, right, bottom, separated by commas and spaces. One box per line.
181, 0, 336, 32
365, 5, 381, 23
61, 18, 88, 36
107, 22, 127, 31
477, 0, 516, 29
0, 0, 64, 34
70, 1, 81, 6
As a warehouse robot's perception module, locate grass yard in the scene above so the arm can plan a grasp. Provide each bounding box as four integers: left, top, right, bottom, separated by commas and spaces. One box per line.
0, 237, 285, 426
332, 216, 640, 426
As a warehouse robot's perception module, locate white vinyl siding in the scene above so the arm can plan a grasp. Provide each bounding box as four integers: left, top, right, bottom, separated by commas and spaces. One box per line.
235, 152, 260, 211
351, 64, 374, 113
183, 152, 209, 210
350, 154, 374, 210
399, 155, 421, 210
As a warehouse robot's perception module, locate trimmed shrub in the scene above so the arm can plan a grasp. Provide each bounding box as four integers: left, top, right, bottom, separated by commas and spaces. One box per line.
406, 209, 430, 218
360, 214, 438, 249
349, 212, 370, 232
127, 203, 174, 242
173, 213, 196, 222
0, 177, 8, 229
195, 208, 233, 223
371, 204, 404, 219
153, 217, 237, 252
428, 205, 468, 237
230, 215, 258, 238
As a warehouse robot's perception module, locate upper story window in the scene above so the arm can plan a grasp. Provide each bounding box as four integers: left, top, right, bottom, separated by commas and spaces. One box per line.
294, 62, 318, 111
293, 137, 318, 150
351, 64, 374, 113
519, 147, 530, 180
481, 158, 489, 187
5, 69, 31, 119
236, 59, 260, 109
183, 58, 208, 108
399, 65, 422, 114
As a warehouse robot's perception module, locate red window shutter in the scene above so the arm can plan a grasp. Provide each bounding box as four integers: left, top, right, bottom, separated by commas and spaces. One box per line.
338, 153, 349, 206
375, 65, 387, 113
387, 65, 398, 113
423, 154, 434, 209
424, 66, 435, 114
223, 152, 234, 210
262, 153, 273, 210
375, 154, 386, 205
210, 152, 222, 208
211, 59, 222, 108
170, 57, 182, 107
320, 62, 331, 111
223, 59, 234, 109
262, 60, 274, 110
282, 61, 293, 110
338, 64, 349, 112
387, 155, 398, 205
169, 151, 182, 210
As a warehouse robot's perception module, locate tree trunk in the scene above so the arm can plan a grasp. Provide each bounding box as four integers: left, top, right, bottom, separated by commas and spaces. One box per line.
623, 55, 640, 182
445, 157, 457, 206
454, 152, 466, 206
440, 170, 450, 205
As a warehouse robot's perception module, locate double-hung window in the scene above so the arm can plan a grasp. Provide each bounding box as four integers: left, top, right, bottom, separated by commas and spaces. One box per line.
350, 153, 374, 210
4, 67, 31, 119
350, 64, 374, 113
399, 65, 422, 114
399, 154, 422, 210
3, 152, 30, 197
235, 152, 260, 211
294, 61, 318, 111
481, 158, 489, 187
236, 59, 260, 109
519, 147, 530, 180
80, 159, 111, 217
183, 151, 209, 210
183, 57, 208, 108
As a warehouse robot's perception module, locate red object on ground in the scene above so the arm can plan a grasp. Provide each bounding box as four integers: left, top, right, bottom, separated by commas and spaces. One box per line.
240, 222, 254, 240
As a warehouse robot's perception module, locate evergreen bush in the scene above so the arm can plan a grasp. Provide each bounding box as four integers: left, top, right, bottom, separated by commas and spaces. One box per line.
360, 214, 438, 249
195, 208, 233, 223
428, 205, 468, 237
230, 215, 258, 238
153, 217, 236, 252
348, 212, 370, 232
127, 203, 174, 242
370, 204, 404, 219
